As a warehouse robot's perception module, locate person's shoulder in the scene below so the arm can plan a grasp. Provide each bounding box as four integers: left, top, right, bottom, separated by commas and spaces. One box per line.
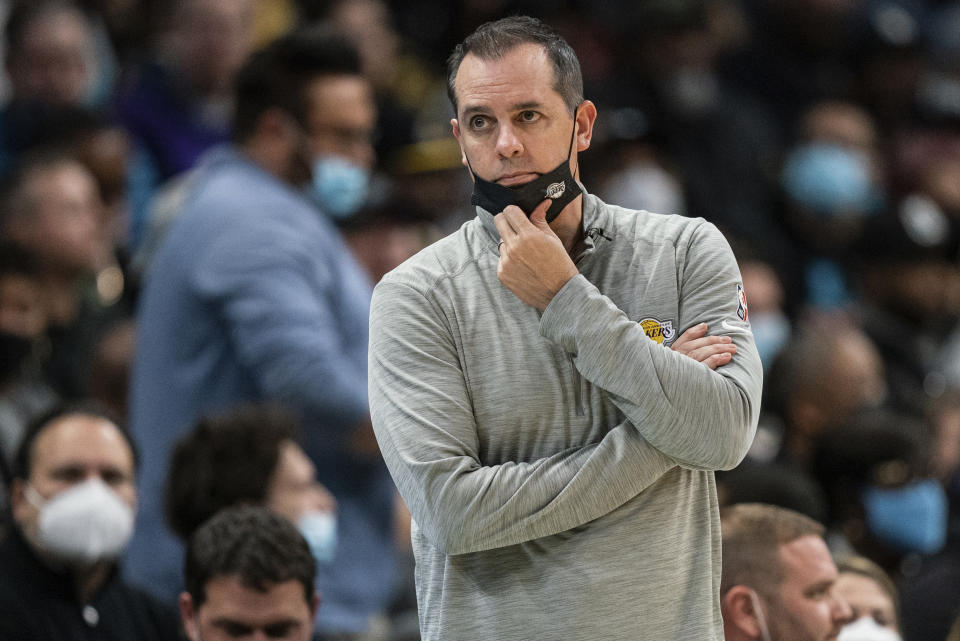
591, 194, 713, 248
107, 575, 182, 640
378, 218, 486, 294
180, 152, 326, 236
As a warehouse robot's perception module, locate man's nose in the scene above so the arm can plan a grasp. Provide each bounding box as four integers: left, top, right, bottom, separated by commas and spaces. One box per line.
495, 123, 523, 158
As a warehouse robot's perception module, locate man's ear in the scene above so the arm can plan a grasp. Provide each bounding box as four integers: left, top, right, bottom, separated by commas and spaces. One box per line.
450, 118, 468, 168
9, 478, 29, 525
574, 100, 597, 152
179, 592, 199, 641
258, 108, 296, 145
722, 585, 765, 638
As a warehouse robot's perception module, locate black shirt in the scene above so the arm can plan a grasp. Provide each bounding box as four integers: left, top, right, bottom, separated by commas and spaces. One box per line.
0, 523, 180, 640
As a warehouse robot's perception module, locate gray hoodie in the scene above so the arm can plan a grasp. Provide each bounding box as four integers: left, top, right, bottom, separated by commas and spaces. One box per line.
369, 192, 763, 640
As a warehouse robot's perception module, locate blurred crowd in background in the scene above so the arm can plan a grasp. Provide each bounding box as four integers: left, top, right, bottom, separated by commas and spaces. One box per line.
0, 0, 960, 640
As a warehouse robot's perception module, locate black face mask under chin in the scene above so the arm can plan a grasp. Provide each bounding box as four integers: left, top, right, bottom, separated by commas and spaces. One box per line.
467, 114, 582, 224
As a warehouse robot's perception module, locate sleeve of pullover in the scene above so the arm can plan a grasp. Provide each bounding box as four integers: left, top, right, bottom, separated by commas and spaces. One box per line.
369, 280, 677, 555
540, 220, 763, 471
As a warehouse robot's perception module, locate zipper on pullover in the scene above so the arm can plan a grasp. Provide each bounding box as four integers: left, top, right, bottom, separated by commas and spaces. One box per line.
570, 355, 585, 416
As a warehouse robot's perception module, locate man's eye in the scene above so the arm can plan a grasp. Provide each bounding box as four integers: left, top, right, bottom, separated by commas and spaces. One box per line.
52, 467, 85, 483
520, 110, 539, 122
264, 622, 297, 637
221, 622, 252, 637
101, 470, 128, 486
470, 116, 488, 129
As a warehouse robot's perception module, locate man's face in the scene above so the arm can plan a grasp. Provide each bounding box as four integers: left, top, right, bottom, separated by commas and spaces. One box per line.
11, 414, 136, 542
265, 440, 336, 523
180, 575, 317, 641
763, 535, 852, 641
8, 9, 94, 104
450, 43, 583, 187
0, 273, 46, 338
18, 162, 108, 276
172, 0, 255, 94
302, 74, 377, 170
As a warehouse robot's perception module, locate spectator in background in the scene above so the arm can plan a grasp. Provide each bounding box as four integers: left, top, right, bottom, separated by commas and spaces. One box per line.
595, 136, 687, 219
337, 195, 440, 284
854, 183, 960, 418
3, 1, 99, 107
127, 28, 395, 641
593, 0, 786, 271
165, 404, 337, 562
179, 506, 318, 641
779, 100, 884, 310
0, 402, 179, 640
853, 2, 926, 138
896, 391, 960, 641
812, 409, 948, 576
0, 1, 121, 174
720, 502, 853, 641
0, 242, 57, 497
899, 542, 960, 641
738, 257, 790, 372
717, 463, 827, 525
114, 0, 257, 249
324, 0, 417, 168
835, 556, 902, 641
85, 318, 135, 421
0, 150, 124, 400
719, 0, 868, 138
764, 322, 887, 466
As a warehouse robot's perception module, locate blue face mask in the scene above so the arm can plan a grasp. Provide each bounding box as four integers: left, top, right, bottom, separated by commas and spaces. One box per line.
310, 155, 370, 220
298, 510, 338, 564
862, 479, 948, 554
781, 143, 880, 217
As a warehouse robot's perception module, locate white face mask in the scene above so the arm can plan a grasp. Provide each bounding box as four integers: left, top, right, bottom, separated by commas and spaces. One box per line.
25, 478, 135, 565
837, 617, 902, 641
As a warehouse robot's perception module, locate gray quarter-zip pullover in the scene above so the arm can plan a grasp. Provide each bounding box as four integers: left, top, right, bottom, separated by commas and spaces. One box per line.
369, 192, 763, 640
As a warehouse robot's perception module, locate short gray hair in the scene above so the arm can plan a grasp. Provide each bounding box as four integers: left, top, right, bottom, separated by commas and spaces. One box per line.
446, 16, 583, 116
720, 503, 826, 598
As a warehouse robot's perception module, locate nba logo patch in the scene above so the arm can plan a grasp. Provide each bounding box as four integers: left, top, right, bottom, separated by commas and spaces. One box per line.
736, 284, 748, 322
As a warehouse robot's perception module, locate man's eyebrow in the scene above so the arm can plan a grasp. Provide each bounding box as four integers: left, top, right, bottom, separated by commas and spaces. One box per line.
460, 104, 491, 120
210, 617, 302, 629
460, 101, 546, 119
511, 101, 544, 112
211, 618, 253, 633
803, 580, 834, 597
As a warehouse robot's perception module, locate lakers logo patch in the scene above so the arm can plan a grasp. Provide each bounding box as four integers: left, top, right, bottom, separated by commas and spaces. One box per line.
640, 318, 676, 345
545, 181, 566, 199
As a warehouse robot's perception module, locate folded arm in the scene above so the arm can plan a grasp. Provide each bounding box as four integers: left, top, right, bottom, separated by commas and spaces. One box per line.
540, 221, 763, 471
368, 280, 676, 555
